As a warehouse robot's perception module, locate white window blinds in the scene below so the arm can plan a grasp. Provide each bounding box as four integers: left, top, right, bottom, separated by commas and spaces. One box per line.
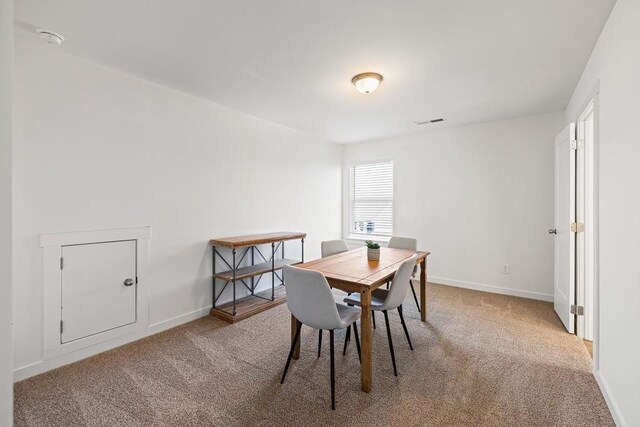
349, 161, 394, 237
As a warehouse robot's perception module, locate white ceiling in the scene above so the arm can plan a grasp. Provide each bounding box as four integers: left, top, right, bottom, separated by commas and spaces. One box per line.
15, 0, 615, 143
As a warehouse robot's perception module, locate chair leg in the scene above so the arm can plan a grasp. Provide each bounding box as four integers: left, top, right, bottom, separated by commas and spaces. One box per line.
383, 310, 398, 376
397, 305, 413, 351
346, 303, 353, 341
330, 330, 336, 410
372, 310, 376, 329
281, 322, 303, 384
342, 325, 351, 355
409, 280, 421, 312
318, 329, 322, 358
352, 321, 361, 363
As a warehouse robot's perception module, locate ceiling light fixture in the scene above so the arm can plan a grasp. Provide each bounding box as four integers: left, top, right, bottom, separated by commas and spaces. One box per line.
36, 29, 65, 46
351, 72, 383, 94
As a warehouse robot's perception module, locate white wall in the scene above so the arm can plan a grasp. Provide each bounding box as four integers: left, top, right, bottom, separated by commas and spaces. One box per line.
12, 34, 342, 378
565, 1, 640, 425
0, 0, 13, 423
343, 112, 564, 301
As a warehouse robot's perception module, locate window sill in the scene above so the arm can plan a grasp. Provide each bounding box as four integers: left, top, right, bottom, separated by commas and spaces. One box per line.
345, 234, 391, 246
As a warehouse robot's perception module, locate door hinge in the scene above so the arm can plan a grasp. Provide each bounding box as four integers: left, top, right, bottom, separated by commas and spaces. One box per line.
136, 277, 138, 284
570, 122, 577, 144
571, 140, 578, 150
571, 305, 584, 316
570, 222, 585, 233
60, 257, 64, 270
60, 320, 64, 334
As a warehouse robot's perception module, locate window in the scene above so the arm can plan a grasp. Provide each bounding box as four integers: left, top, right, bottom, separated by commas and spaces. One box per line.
348, 161, 394, 238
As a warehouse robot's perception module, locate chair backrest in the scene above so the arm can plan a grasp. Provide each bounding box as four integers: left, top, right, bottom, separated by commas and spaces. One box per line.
321, 239, 349, 258
379, 255, 419, 311
388, 236, 417, 251
388, 236, 419, 277
283, 265, 345, 330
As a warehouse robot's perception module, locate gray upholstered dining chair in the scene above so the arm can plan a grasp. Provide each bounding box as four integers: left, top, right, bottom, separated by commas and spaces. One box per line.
281, 265, 361, 410
343, 254, 418, 376
388, 236, 421, 312
321, 239, 349, 257
319, 239, 354, 351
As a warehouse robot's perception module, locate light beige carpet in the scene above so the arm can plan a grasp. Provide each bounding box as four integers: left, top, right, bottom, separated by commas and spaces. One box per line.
14, 284, 613, 426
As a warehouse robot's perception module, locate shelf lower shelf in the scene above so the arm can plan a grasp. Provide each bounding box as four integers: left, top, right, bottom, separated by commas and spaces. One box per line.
214, 259, 300, 282
210, 286, 287, 323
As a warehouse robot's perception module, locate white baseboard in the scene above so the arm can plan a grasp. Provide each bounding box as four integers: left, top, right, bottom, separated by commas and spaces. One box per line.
594, 369, 627, 427
10, 278, 552, 381
15, 284, 276, 382
13, 306, 212, 382
148, 306, 211, 332
426, 276, 554, 302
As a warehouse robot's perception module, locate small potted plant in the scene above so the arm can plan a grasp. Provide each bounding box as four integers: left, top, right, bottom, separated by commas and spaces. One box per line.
365, 240, 380, 261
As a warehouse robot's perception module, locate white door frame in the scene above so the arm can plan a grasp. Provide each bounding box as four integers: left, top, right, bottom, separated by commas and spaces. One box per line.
576, 100, 594, 341
40, 227, 151, 359
574, 81, 600, 372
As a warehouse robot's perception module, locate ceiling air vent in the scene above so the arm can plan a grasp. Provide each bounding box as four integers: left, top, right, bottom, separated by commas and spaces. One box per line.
414, 118, 445, 126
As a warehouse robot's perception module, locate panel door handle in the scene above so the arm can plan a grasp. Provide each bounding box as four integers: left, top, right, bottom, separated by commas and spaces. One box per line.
548, 228, 557, 235
124, 278, 135, 286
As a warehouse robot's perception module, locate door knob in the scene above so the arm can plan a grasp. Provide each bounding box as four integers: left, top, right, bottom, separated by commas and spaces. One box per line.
548, 229, 557, 235
124, 278, 135, 286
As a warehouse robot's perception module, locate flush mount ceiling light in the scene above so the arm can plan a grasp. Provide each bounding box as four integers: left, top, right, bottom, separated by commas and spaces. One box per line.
351, 72, 383, 94
36, 29, 65, 46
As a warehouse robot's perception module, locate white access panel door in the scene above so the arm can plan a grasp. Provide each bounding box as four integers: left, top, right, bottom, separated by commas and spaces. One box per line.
61, 240, 137, 343
554, 123, 576, 333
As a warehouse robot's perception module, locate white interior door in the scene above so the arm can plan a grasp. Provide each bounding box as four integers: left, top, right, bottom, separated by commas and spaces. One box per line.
61, 240, 137, 343
553, 123, 576, 333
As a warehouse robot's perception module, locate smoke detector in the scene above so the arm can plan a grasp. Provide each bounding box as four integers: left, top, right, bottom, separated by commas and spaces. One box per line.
36, 29, 65, 46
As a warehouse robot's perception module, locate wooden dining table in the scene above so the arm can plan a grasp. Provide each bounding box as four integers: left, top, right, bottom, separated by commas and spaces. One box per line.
295, 246, 430, 393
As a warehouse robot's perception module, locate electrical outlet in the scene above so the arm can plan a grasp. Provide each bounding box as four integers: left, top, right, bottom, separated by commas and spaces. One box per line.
501, 264, 510, 274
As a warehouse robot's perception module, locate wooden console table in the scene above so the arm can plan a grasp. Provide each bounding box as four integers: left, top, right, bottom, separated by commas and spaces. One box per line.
209, 232, 306, 323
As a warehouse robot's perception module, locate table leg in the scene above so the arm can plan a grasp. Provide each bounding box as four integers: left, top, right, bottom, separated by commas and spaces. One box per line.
360, 290, 372, 392
420, 258, 427, 322
291, 314, 301, 360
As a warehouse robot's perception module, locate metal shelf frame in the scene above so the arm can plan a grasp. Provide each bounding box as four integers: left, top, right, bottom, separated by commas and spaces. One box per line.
211, 235, 305, 317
